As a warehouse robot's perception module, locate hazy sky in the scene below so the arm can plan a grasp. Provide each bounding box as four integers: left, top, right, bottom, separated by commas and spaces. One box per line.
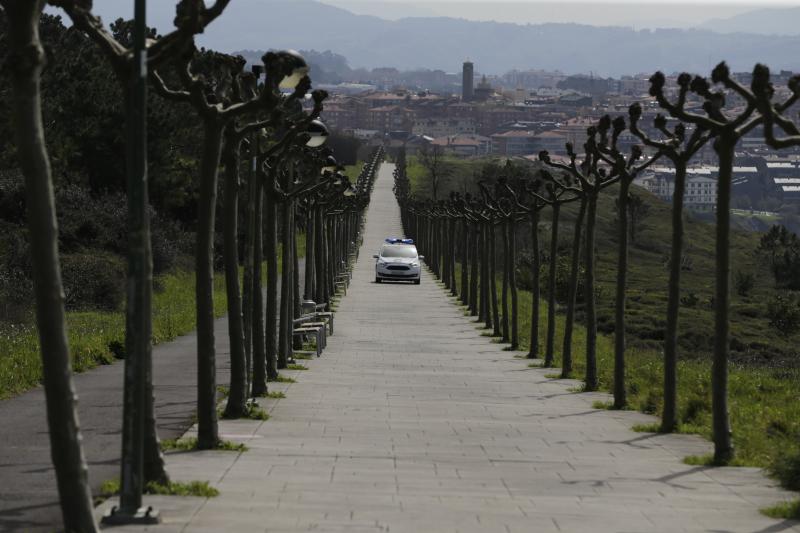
323, 0, 800, 28
46, 1, 800, 33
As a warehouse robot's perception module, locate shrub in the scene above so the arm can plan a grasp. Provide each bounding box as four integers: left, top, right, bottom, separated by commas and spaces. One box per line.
61, 253, 125, 311
680, 292, 699, 308
766, 293, 800, 337
769, 451, 800, 491
734, 270, 755, 297
682, 396, 710, 425
55, 184, 127, 254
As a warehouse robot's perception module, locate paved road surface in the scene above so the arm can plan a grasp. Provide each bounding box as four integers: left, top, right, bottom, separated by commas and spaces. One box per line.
0, 266, 303, 532
93, 163, 800, 532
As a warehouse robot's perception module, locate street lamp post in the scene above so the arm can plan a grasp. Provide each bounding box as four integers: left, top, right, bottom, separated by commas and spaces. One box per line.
102, 0, 160, 524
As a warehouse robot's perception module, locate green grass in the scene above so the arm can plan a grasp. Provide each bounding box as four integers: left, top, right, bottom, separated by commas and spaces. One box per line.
543, 373, 562, 379
761, 500, 800, 520
247, 407, 270, 421
266, 391, 285, 399
161, 437, 247, 452
99, 478, 219, 499
439, 172, 800, 491
683, 454, 749, 467
286, 364, 308, 371
632, 422, 662, 433
449, 264, 800, 489
272, 374, 296, 383
0, 269, 229, 399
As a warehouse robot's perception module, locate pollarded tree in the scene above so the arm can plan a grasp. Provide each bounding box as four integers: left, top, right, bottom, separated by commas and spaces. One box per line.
1, 1, 98, 530
51, 0, 235, 483
595, 115, 661, 409
492, 176, 546, 358
629, 101, 712, 432
536, 171, 581, 368
540, 131, 621, 391
151, 48, 308, 449
649, 62, 783, 463
752, 63, 800, 152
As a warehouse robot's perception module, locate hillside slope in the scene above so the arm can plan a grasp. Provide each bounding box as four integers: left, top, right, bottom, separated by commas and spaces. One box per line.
407, 156, 798, 369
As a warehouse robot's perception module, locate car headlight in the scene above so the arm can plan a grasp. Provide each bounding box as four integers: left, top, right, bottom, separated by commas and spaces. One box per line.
411, 262, 419, 267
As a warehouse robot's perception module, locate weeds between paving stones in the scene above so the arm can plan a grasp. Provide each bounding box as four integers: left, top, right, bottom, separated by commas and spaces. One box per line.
543, 373, 562, 379
286, 364, 308, 371
272, 374, 296, 383
265, 391, 286, 399
246, 407, 270, 420
161, 437, 248, 452
98, 479, 219, 502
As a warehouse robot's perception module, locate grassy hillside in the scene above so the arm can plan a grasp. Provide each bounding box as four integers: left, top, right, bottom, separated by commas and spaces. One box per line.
409, 155, 799, 369
411, 156, 800, 507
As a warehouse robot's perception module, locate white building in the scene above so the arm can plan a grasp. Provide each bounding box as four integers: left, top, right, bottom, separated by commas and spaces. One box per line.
637, 170, 717, 211
412, 117, 476, 138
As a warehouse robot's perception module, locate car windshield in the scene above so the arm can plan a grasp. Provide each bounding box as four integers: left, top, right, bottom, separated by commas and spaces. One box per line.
380, 245, 417, 258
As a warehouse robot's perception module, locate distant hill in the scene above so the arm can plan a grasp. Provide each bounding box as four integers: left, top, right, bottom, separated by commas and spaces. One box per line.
72, 0, 800, 76
698, 7, 800, 36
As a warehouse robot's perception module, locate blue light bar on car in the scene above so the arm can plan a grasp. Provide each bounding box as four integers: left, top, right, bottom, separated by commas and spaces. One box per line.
384, 237, 414, 244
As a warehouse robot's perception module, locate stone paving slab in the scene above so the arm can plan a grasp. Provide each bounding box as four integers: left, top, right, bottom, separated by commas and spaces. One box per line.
97, 163, 799, 533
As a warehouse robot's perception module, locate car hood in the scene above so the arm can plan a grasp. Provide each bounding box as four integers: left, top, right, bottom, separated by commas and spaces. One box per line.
379, 257, 417, 264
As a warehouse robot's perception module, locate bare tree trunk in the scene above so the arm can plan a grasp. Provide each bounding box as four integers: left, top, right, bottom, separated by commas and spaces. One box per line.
222, 141, 247, 418
501, 220, 510, 342
195, 118, 223, 449
242, 168, 254, 395
613, 179, 631, 409
460, 220, 469, 305
264, 190, 279, 380
125, 37, 166, 487
449, 219, 458, 296
584, 191, 599, 391
304, 205, 316, 300
489, 223, 501, 336
4, 2, 99, 529
469, 222, 479, 316
712, 140, 734, 463
292, 205, 302, 350
251, 185, 267, 395
509, 218, 519, 350
279, 199, 292, 368
662, 163, 686, 433
481, 223, 490, 327
528, 209, 540, 359
561, 197, 586, 378
544, 203, 560, 368
315, 207, 326, 306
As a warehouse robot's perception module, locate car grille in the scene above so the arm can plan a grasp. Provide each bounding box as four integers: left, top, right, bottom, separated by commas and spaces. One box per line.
387, 265, 410, 271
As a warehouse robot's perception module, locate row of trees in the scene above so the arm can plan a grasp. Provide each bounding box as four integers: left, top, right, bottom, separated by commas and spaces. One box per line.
395, 62, 800, 467
1, 1, 381, 530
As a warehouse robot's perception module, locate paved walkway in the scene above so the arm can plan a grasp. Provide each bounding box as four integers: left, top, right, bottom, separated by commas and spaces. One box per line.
0, 263, 301, 532
96, 163, 799, 533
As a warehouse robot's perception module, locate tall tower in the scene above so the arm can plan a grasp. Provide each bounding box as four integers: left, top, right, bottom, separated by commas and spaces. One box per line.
462, 61, 474, 102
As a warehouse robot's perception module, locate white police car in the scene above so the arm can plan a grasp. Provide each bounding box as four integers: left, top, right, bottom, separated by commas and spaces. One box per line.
373, 238, 423, 284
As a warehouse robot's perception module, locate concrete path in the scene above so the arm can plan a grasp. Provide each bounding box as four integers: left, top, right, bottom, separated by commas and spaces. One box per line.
0, 267, 302, 532
95, 163, 799, 533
